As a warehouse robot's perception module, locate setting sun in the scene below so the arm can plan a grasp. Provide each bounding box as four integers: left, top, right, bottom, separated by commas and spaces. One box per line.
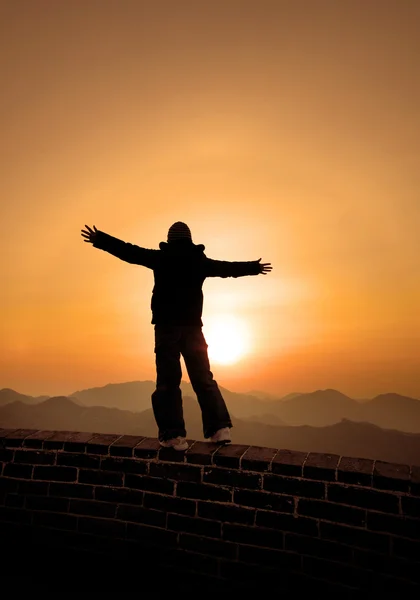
203, 315, 250, 365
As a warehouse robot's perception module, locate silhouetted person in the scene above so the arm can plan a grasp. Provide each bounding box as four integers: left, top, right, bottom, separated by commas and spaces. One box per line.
81, 222, 272, 450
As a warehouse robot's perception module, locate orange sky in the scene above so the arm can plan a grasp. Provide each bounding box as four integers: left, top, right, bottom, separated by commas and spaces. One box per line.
1, 0, 419, 399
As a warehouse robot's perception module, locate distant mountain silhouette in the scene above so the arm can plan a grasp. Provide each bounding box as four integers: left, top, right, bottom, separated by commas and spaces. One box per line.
1, 395, 420, 465
1, 383, 419, 432
0, 388, 49, 407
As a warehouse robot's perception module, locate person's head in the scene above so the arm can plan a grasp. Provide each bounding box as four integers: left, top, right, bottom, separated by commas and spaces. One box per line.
167, 221, 192, 243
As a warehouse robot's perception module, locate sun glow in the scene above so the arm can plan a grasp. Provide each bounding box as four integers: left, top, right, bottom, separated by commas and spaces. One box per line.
203, 315, 250, 365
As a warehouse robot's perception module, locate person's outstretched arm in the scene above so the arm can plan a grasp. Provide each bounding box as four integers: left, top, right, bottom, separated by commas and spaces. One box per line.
81, 225, 158, 268
204, 256, 272, 278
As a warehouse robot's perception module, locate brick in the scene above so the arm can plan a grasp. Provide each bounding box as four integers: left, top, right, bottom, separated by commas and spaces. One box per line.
69, 499, 116, 518
393, 536, 420, 562
263, 474, 325, 499
0, 506, 32, 524
285, 532, 353, 562
0, 428, 18, 439
50, 482, 93, 499
109, 435, 145, 457
62, 432, 97, 452
125, 474, 174, 495
271, 449, 308, 476
337, 456, 374, 487
42, 431, 89, 450
78, 469, 123, 486
327, 483, 399, 513
86, 433, 122, 455
198, 501, 254, 524
219, 560, 283, 584
18, 480, 49, 496
203, 467, 261, 489
256, 510, 319, 536
303, 453, 340, 481
176, 481, 231, 502
26, 495, 69, 512
213, 444, 250, 469
401, 496, 420, 518
78, 516, 126, 538
94, 486, 143, 505
223, 523, 283, 549
126, 523, 178, 547
238, 544, 300, 570
57, 452, 100, 469
320, 521, 391, 553
167, 513, 221, 538
144, 493, 196, 516
185, 441, 219, 465
367, 511, 420, 540
373, 461, 410, 492
149, 462, 201, 482
234, 489, 293, 512
159, 444, 190, 462
179, 533, 236, 558
5, 494, 25, 508
117, 504, 166, 527
0, 448, 14, 462
23, 430, 57, 448
3, 463, 33, 479
33, 465, 77, 482
298, 498, 366, 526
14, 450, 56, 465
101, 456, 148, 475
32, 511, 77, 530
241, 446, 277, 472
133, 437, 160, 459
3, 429, 38, 447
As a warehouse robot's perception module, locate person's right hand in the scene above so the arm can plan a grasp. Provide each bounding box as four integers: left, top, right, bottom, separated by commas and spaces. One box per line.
81, 225, 98, 244
258, 259, 272, 275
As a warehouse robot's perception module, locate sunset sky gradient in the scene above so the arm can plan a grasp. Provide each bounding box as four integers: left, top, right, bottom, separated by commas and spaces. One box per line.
1, 0, 419, 398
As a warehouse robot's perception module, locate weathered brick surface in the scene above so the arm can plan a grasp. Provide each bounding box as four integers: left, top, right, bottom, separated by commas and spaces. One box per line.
176, 481, 231, 502
198, 501, 254, 524
271, 449, 308, 476
241, 446, 277, 472
256, 510, 319, 536
185, 441, 219, 465
234, 488, 294, 512
373, 461, 410, 492
264, 474, 325, 499
203, 466, 261, 489
1, 431, 419, 591
297, 498, 367, 527
328, 483, 399, 513
87, 434, 123, 455
109, 435, 144, 457
303, 452, 340, 481
337, 457, 374, 487
212, 444, 250, 468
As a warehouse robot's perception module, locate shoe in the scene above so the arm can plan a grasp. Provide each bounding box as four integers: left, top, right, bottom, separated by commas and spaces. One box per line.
210, 427, 231, 444
159, 437, 189, 451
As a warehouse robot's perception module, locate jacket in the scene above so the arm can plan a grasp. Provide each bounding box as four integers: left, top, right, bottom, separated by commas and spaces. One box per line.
93, 231, 261, 326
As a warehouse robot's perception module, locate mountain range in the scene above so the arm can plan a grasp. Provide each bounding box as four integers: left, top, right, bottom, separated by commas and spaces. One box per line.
1, 382, 419, 433
1, 391, 420, 465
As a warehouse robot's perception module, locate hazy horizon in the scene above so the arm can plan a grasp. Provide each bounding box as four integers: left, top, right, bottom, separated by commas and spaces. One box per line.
1, 1, 419, 399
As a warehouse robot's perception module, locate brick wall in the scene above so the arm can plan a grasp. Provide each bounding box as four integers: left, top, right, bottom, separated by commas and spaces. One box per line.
0, 428, 419, 594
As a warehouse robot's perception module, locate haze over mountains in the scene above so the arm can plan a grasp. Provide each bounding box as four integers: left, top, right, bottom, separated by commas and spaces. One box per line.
1, 382, 420, 465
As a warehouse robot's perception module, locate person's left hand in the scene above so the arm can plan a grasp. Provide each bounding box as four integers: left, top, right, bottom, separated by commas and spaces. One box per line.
81, 225, 98, 244
258, 259, 272, 275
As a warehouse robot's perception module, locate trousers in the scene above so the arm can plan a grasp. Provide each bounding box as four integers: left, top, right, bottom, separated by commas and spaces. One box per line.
151, 324, 232, 440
